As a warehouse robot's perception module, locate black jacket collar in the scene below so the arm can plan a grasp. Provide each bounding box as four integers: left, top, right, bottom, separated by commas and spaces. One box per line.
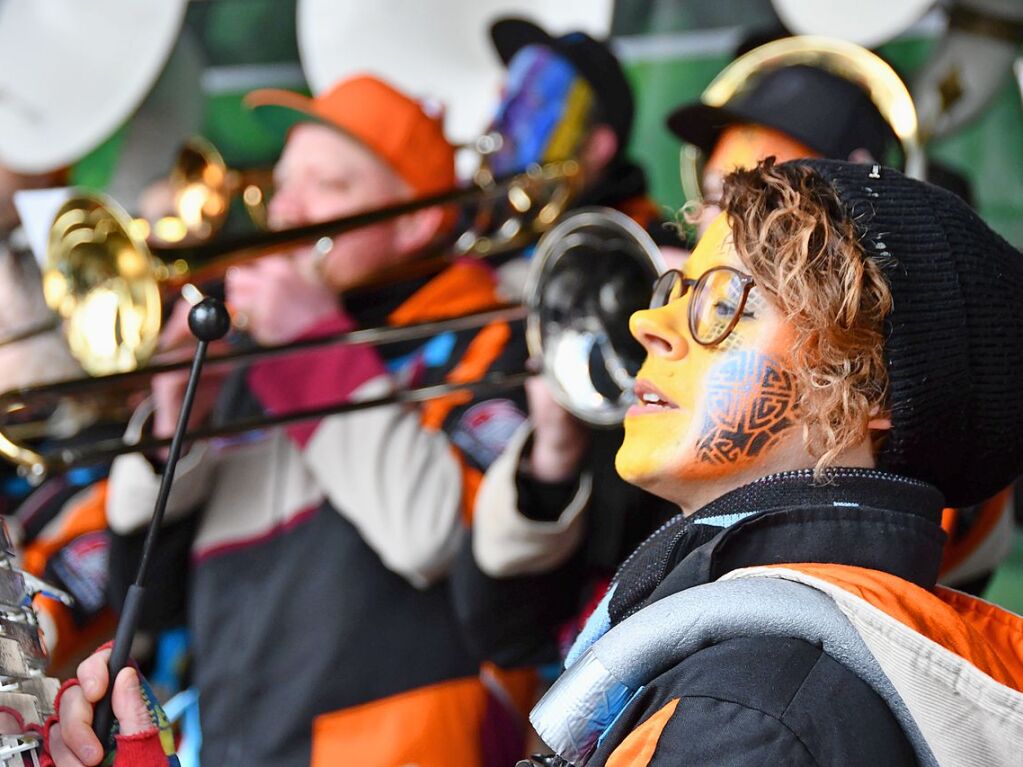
608, 468, 947, 623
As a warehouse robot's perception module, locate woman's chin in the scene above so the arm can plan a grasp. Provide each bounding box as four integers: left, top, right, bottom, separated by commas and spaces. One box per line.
615, 441, 664, 490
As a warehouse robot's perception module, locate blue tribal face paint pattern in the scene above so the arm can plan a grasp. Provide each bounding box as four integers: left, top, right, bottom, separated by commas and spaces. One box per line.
696, 350, 797, 465
487, 45, 596, 176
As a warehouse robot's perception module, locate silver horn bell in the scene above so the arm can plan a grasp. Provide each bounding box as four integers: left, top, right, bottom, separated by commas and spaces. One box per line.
527, 208, 666, 426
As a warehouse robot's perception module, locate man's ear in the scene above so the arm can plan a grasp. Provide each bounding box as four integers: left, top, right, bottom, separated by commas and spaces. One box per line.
394, 205, 446, 254
847, 147, 877, 164
580, 125, 619, 175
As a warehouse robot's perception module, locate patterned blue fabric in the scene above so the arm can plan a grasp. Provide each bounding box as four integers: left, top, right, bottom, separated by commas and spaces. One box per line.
385, 331, 457, 375
488, 45, 592, 176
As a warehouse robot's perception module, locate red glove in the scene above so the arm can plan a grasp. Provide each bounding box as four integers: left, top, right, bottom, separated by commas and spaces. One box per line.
42, 649, 177, 766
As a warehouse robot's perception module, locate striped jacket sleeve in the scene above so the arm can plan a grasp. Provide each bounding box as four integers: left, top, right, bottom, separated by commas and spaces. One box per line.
246, 310, 464, 588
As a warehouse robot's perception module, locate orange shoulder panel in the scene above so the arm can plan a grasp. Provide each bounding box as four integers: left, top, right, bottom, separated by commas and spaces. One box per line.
21, 479, 109, 577
606, 698, 679, 767
776, 563, 1023, 692
388, 260, 501, 327
22, 479, 114, 673
420, 320, 511, 431
420, 320, 512, 520
395, 263, 515, 519
939, 488, 1012, 575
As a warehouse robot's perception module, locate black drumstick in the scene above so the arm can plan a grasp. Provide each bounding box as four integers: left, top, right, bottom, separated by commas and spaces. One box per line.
92, 296, 231, 747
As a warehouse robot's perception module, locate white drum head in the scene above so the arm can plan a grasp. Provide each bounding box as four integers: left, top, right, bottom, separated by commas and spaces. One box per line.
297, 0, 613, 145
771, 0, 934, 47
0, 0, 188, 172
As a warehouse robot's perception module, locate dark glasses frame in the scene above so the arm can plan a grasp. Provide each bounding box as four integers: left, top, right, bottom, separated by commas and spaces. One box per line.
649, 266, 756, 347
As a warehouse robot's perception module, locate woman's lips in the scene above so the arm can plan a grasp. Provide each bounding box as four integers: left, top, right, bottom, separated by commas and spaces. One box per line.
629, 379, 678, 415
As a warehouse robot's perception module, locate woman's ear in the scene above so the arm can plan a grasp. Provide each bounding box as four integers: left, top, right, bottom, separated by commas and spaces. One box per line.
868, 414, 892, 430
867, 400, 891, 431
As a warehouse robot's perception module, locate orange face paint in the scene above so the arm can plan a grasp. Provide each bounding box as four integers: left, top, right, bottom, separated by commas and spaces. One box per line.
695, 124, 822, 235
707, 123, 820, 179
616, 214, 799, 499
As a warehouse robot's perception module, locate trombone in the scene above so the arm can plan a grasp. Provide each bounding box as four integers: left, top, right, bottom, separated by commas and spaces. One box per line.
152, 136, 274, 242
43, 159, 581, 376
1, 207, 665, 479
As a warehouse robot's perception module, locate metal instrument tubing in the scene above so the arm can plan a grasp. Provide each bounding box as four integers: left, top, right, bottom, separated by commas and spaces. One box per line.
57, 371, 532, 468
0, 305, 527, 405
152, 170, 529, 265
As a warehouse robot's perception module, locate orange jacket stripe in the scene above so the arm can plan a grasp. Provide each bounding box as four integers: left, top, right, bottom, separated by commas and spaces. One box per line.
23, 480, 115, 672
310, 676, 487, 767
605, 698, 679, 767
22, 480, 109, 576
420, 320, 512, 432
388, 260, 501, 327
388, 258, 514, 522
771, 563, 1023, 691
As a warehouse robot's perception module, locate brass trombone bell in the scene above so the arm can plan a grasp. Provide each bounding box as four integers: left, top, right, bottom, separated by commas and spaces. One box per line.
2, 206, 663, 477
162, 136, 273, 241
44, 195, 163, 377
527, 208, 666, 425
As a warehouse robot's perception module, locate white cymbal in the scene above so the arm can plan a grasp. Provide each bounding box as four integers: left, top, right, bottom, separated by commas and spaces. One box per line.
297, 0, 613, 145
0, 0, 188, 172
771, 0, 934, 47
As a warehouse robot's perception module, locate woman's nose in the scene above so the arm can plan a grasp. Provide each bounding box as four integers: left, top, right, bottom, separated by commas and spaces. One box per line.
630, 305, 689, 360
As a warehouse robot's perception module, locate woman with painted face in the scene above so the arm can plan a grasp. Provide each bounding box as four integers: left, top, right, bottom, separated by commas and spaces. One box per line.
524, 159, 1023, 767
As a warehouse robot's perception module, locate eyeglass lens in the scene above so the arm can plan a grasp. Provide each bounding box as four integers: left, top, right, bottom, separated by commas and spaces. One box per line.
649, 268, 750, 346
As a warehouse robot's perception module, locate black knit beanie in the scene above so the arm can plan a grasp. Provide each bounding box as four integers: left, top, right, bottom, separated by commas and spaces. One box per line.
791, 159, 1023, 507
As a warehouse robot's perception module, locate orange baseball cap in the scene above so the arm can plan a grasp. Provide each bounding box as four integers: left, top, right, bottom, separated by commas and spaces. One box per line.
245, 75, 456, 196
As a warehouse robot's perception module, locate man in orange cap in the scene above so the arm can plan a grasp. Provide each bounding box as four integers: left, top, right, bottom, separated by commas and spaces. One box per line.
84, 75, 530, 767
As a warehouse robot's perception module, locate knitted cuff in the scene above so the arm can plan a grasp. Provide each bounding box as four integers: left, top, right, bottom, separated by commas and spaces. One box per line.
113, 729, 168, 767
51, 678, 82, 717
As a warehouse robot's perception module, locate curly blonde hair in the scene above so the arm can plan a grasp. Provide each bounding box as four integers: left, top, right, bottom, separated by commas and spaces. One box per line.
720, 159, 893, 471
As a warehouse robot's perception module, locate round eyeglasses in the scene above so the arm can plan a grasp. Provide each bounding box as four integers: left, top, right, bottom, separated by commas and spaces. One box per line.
649, 267, 756, 346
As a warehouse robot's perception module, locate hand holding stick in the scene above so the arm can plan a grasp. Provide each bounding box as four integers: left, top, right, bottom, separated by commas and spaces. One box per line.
91, 295, 231, 748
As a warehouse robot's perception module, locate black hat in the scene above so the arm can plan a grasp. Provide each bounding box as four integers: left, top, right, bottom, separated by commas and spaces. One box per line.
669, 65, 899, 166
490, 18, 634, 150
793, 159, 1023, 506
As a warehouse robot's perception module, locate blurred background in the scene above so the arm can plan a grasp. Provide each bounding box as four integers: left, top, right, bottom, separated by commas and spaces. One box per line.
56, 0, 1023, 247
